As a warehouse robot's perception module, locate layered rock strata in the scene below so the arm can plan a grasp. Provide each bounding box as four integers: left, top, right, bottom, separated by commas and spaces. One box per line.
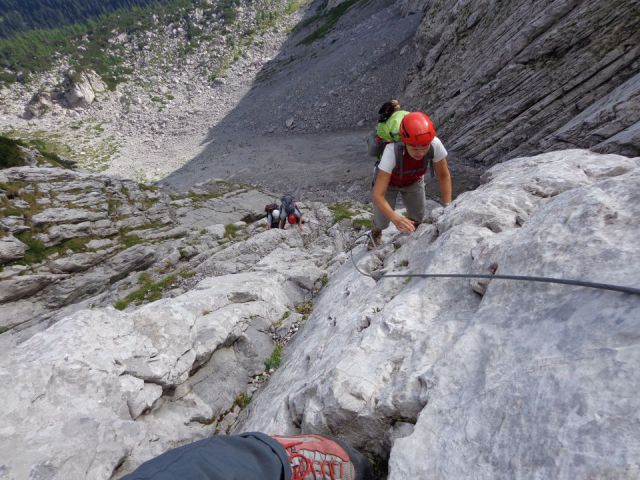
0, 166, 276, 336
404, 0, 640, 163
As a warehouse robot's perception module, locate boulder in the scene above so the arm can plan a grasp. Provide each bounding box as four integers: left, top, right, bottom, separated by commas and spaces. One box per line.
23, 91, 53, 119
0, 235, 27, 264
64, 69, 99, 108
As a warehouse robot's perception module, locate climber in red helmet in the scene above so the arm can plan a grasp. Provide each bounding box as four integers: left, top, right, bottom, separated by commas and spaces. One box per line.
278, 194, 303, 231
369, 111, 452, 249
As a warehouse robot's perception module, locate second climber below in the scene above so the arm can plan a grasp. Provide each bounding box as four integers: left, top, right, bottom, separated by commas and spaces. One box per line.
369, 111, 452, 249
278, 194, 304, 231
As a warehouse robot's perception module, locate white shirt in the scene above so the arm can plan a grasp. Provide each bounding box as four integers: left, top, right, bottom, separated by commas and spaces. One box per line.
377, 137, 448, 173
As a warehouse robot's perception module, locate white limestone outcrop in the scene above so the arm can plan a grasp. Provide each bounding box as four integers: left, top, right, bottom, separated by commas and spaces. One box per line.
0, 150, 638, 479
239, 150, 640, 479
0, 198, 362, 478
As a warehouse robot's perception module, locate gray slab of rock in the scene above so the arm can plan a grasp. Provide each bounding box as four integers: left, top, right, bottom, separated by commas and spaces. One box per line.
205, 224, 226, 238
0, 235, 27, 264
143, 226, 188, 241
0, 299, 47, 331
103, 245, 158, 283
64, 70, 97, 108
0, 274, 64, 303
47, 251, 111, 274
176, 190, 274, 228
0, 216, 28, 235
404, 0, 640, 162
86, 239, 114, 250
41, 221, 116, 246
31, 208, 106, 226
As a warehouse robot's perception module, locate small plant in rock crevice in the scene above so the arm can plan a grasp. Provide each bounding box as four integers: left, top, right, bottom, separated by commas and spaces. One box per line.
234, 392, 252, 409
224, 223, 243, 239
273, 310, 290, 328
328, 202, 355, 223
264, 344, 283, 370
295, 302, 313, 316
113, 272, 178, 310
351, 218, 373, 230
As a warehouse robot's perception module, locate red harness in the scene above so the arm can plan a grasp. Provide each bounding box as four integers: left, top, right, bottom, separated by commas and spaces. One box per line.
389, 144, 434, 187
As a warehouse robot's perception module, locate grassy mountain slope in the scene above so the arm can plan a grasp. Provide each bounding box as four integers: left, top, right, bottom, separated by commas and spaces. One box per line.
0, 0, 172, 39
0, 0, 245, 86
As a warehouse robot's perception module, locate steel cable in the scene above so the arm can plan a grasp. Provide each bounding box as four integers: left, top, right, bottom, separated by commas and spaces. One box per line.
349, 232, 640, 296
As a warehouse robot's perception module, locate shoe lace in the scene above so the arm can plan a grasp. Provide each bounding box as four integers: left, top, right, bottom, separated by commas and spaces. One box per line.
280, 439, 342, 480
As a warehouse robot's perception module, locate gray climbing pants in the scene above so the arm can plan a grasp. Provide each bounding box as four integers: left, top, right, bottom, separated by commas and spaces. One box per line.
373, 177, 426, 230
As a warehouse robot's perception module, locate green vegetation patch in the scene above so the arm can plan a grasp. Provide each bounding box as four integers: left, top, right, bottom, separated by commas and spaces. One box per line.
351, 218, 373, 230
298, 0, 364, 45
0, 0, 198, 88
264, 344, 283, 370
107, 197, 120, 217
188, 190, 222, 205
120, 234, 144, 248
285, 0, 310, 14
234, 392, 252, 409
14, 233, 91, 264
224, 223, 243, 239
178, 269, 196, 278
0, 136, 26, 168
0, 181, 46, 222
0, 135, 68, 169
295, 301, 313, 316
0, 180, 27, 198
113, 272, 177, 310
139, 183, 159, 192
328, 202, 355, 223
15, 232, 47, 264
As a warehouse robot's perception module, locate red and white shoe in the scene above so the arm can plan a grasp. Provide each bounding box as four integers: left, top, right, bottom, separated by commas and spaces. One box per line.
272, 434, 369, 480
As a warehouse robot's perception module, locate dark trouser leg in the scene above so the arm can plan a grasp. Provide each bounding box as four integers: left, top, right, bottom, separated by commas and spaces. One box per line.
121, 432, 289, 480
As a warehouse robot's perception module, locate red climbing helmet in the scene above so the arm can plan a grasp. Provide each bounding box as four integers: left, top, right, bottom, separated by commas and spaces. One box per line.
288, 214, 297, 225
399, 112, 436, 146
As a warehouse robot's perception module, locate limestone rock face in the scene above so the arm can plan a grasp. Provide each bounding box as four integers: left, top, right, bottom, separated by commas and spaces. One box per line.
0, 199, 361, 479
239, 150, 640, 479
1, 150, 638, 479
405, 0, 640, 164
0, 166, 176, 330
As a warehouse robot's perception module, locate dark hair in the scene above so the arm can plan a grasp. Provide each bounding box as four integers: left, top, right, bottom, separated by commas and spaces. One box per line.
378, 99, 401, 122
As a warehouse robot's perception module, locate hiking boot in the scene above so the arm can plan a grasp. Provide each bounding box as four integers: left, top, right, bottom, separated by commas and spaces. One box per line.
366, 229, 382, 251
272, 434, 373, 480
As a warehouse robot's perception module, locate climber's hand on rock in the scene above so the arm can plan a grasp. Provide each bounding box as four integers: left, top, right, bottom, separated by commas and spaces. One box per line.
392, 214, 415, 233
